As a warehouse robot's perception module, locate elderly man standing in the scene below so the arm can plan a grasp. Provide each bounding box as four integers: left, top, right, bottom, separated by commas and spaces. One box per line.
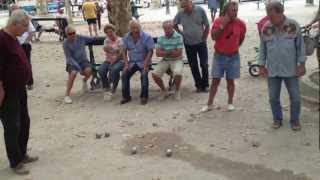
152, 20, 184, 100
11, 4, 35, 90
174, 0, 210, 93
259, 1, 306, 131
0, 9, 39, 175
201, 1, 246, 112
63, 26, 96, 104
121, 20, 154, 105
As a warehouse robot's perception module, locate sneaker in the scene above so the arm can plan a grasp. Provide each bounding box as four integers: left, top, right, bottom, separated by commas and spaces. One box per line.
103, 92, 113, 101
158, 90, 169, 100
22, 155, 39, 164
64, 96, 72, 104
12, 163, 29, 175
272, 120, 282, 129
120, 97, 131, 105
291, 121, 301, 131
174, 90, 181, 100
140, 97, 148, 105
82, 79, 89, 93
27, 85, 33, 90
200, 105, 213, 113
227, 104, 235, 112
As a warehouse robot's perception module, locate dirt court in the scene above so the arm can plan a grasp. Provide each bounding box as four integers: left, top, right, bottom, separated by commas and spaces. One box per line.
0, 1, 319, 180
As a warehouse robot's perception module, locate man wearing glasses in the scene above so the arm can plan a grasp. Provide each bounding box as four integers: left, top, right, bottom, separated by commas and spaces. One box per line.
62, 26, 97, 104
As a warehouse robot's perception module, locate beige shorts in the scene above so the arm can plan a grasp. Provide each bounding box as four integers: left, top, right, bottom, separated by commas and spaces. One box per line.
152, 60, 183, 77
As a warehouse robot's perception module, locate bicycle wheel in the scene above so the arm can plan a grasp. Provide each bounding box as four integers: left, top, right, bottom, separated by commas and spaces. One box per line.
249, 64, 260, 77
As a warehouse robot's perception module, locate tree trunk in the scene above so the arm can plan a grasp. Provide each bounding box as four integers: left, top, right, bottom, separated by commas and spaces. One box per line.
110, 0, 132, 36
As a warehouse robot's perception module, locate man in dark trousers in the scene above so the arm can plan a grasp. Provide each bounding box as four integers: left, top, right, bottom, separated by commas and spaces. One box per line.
0, 9, 39, 175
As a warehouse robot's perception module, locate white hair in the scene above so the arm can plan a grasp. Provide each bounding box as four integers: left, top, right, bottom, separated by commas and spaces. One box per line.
7, 9, 28, 25
129, 20, 141, 31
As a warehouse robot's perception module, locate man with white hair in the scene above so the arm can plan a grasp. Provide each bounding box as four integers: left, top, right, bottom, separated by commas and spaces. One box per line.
174, 0, 210, 93
259, 1, 306, 131
121, 20, 154, 105
0, 9, 39, 175
152, 20, 184, 100
10, 4, 36, 90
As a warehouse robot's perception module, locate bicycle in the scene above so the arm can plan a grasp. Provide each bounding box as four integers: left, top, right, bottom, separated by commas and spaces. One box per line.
301, 25, 319, 57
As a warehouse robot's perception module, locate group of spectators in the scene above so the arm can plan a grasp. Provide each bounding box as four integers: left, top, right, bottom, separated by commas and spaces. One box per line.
0, 0, 317, 176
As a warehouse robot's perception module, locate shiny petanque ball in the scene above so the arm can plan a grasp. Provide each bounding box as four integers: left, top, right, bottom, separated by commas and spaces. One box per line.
104, 132, 110, 138
131, 147, 137, 155
165, 149, 173, 157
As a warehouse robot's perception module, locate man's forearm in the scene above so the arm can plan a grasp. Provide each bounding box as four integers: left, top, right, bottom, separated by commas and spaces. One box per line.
203, 26, 209, 40
0, 81, 5, 107
144, 50, 153, 65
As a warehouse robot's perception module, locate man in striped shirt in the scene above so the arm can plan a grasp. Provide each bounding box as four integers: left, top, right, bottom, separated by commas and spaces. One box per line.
152, 20, 184, 100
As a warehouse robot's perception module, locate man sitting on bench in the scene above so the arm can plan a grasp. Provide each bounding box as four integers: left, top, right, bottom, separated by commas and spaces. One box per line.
152, 20, 184, 100
63, 26, 96, 104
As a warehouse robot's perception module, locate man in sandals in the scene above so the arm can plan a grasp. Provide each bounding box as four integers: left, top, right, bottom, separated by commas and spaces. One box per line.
259, 1, 306, 131
152, 20, 184, 101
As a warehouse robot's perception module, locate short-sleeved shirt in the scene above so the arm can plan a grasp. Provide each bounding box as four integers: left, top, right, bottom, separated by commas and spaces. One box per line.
122, 31, 155, 68
17, 21, 35, 44
104, 36, 124, 62
82, 1, 97, 19
212, 17, 246, 54
156, 31, 183, 61
259, 17, 306, 77
0, 30, 31, 90
173, 5, 209, 45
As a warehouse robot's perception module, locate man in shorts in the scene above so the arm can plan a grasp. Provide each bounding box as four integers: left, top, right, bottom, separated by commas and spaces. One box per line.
63, 26, 98, 104
82, 0, 98, 36
152, 20, 184, 100
201, 1, 246, 112
208, 0, 217, 22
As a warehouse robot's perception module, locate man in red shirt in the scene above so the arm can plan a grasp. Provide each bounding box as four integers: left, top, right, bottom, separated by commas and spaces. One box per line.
0, 9, 38, 175
201, 1, 246, 112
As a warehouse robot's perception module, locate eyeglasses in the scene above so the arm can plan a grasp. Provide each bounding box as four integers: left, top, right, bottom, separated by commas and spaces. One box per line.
67, 32, 76, 36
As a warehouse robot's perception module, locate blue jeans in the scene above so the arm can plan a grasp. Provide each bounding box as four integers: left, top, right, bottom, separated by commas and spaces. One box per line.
184, 42, 209, 89
122, 64, 149, 99
98, 60, 124, 92
267, 77, 301, 123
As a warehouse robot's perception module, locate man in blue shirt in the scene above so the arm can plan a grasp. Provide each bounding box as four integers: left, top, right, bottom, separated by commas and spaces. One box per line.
121, 20, 155, 105
259, 1, 306, 131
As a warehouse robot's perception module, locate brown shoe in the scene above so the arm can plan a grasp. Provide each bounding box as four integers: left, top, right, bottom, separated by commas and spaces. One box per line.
22, 155, 39, 164
272, 120, 282, 129
12, 163, 29, 175
291, 121, 301, 131
140, 98, 148, 105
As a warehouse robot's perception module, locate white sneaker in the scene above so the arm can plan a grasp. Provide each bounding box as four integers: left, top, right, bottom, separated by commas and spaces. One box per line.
103, 92, 113, 101
227, 104, 235, 112
200, 105, 213, 113
82, 79, 89, 93
64, 96, 72, 104
175, 90, 181, 100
